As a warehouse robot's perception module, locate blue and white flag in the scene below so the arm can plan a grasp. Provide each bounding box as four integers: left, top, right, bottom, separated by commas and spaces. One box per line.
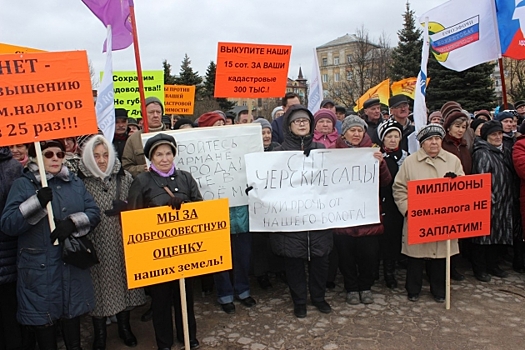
96, 25, 116, 142
420, 0, 499, 72
307, 49, 323, 115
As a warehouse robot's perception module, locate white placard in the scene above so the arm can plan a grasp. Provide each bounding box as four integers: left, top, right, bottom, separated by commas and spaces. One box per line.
245, 148, 380, 232
141, 124, 263, 207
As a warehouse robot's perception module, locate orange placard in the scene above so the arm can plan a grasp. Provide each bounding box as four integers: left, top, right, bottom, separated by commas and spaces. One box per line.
0, 51, 97, 147
0, 43, 46, 54
407, 174, 491, 245
121, 199, 232, 289
164, 85, 195, 115
214, 42, 291, 98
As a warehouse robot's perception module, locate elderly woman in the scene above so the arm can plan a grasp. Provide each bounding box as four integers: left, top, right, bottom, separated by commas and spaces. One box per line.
313, 109, 339, 148
377, 120, 407, 289
471, 120, 515, 281
471, 119, 487, 138
127, 133, 202, 350
254, 118, 280, 151
1, 140, 100, 350
393, 125, 464, 303
78, 135, 146, 350
9, 144, 30, 167
441, 109, 473, 281
334, 116, 391, 304
270, 105, 332, 318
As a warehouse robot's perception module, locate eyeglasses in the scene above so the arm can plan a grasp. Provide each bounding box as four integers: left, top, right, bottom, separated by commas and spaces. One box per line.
292, 118, 310, 125
43, 151, 65, 159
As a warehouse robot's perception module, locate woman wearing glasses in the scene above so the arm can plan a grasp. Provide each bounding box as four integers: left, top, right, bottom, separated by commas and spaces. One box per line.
1, 140, 100, 350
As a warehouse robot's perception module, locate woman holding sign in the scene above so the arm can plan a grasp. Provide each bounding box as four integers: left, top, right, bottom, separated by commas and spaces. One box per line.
393, 125, 464, 303
270, 104, 332, 318
1, 139, 101, 350
78, 135, 146, 350
127, 133, 202, 350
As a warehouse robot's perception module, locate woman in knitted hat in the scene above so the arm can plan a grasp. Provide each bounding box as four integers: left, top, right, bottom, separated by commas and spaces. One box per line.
377, 119, 407, 289
313, 109, 339, 148
393, 124, 465, 303
1, 140, 100, 350
334, 116, 392, 305
127, 133, 202, 350
471, 121, 515, 281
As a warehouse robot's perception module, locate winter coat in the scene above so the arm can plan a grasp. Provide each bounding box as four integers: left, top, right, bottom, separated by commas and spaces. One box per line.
513, 135, 525, 239
271, 115, 285, 144
441, 134, 472, 175
313, 129, 338, 149
471, 138, 514, 245
0, 147, 23, 285
121, 125, 167, 178
0, 163, 100, 325
269, 105, 333, 259
78, 137, 146, 317
265, 142, 281, 152
112, 132, 129, 161
393, 148, 464, 258
366, 118, 381, 144
334, 134, 392, 236
394, 118, 415, 152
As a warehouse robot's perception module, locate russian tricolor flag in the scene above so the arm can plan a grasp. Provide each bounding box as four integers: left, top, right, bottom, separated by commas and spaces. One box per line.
497, 0, 525, 59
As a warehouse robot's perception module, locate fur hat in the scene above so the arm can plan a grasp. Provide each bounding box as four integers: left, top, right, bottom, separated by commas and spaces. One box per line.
480, 120, 503, 140
474, 110, 491, 120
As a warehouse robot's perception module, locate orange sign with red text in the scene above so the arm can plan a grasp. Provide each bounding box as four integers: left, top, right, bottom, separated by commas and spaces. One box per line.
407, 174, 491, 245
0, 51, 97, 147
214, 42, 291, 98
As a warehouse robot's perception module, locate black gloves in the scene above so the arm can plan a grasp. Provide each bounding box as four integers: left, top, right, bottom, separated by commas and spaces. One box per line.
444, 172, 457, 179
37, 187, 53, 208
105, 200, 128, 216
169, 197, 184, 210
303, 147, 312, 157
50, 218, 76, 243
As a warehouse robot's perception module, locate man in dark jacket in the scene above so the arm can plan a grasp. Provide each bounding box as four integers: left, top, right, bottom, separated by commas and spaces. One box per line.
0, 147, 24, 349
363, 98, 382, 143
112, 108, 129, 161
389, 95, 415, 152
271, 92, 301, 144
269, 105, 333, 318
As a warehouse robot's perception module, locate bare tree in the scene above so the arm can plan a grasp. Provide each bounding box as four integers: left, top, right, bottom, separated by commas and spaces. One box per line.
505, 58, 525, 102
89, 59, 98, 90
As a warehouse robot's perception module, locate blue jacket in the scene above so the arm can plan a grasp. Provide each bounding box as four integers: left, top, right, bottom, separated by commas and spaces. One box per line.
0, 147, 22, 285
1, 164, 100, 325
229, 205, 249, 234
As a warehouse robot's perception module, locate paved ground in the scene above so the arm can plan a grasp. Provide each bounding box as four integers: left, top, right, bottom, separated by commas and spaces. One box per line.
64, 258, 525, 350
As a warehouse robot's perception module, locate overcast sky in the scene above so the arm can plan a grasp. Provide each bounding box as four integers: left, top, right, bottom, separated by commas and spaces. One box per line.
2, 0, 447, 84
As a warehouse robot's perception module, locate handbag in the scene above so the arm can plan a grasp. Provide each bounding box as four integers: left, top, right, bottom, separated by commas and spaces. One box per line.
62, 235, 100, 269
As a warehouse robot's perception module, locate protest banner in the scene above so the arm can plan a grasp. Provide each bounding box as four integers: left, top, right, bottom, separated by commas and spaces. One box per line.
0, 43, 46, 54
214, 42, 291, 98
407, 173, 491, 245
141, 124, 264, 207
121, 199, 231, 289
245, 148, 380, 232
0, 51, 97, 147
101, 70, 163, 117
164, 84, 195, 115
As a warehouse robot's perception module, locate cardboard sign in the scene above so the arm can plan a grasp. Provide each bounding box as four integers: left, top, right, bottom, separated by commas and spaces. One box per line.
214, 42, 291, 98
245, 148, 381, 232
141, 124, 264, 207
0, 51, 97, 147
121, 199, 232, 289
164, 85, 195, 115
0, 43, 45, 54
101, 70, 164, 117
407, 174, 491, 244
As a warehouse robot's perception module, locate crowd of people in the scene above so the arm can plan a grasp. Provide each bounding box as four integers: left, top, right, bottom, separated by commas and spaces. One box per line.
1, 92, 525, 350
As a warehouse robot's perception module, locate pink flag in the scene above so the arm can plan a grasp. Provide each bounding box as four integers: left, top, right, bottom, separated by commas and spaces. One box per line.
82, 0, 133, 52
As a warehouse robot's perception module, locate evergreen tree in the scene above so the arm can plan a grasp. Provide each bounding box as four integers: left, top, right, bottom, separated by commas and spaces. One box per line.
390, 1, 422, 81
203, 61, 235, 111
174, 54, 203, 96
426, 56, 496, 112
162, 60, 176, 85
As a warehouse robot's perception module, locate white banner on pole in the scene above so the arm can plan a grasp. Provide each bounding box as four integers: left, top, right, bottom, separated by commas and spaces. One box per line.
245, 148, 380, 232
141, 124, 263, 207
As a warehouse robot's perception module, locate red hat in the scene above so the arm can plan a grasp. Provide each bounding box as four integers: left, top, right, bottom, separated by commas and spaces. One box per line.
198, 112, 225, 127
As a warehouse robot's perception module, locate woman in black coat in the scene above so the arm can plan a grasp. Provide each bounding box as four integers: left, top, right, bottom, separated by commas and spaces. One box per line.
127, 133, 202, 350
269, 104, 333, 318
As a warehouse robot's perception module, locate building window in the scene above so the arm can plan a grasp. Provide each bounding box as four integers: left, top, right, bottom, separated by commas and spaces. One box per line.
322, 74, 328, 83
346, 71, 353, 80
242, 101, 247, 106
335, 73, 340, 82
334, 57, 339, 65
322, 58, 328, 66
347, 55, 352, 63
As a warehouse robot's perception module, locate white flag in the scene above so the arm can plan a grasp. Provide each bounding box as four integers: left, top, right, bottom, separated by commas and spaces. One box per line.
420, 0, 499, 72
96, 25, 116, 143
307, 48, 323, 114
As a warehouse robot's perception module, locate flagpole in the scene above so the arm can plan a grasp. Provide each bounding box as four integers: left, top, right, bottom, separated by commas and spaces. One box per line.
489, 0, 507, 108
498, 58, 508, 109
128, 0, 149, 132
